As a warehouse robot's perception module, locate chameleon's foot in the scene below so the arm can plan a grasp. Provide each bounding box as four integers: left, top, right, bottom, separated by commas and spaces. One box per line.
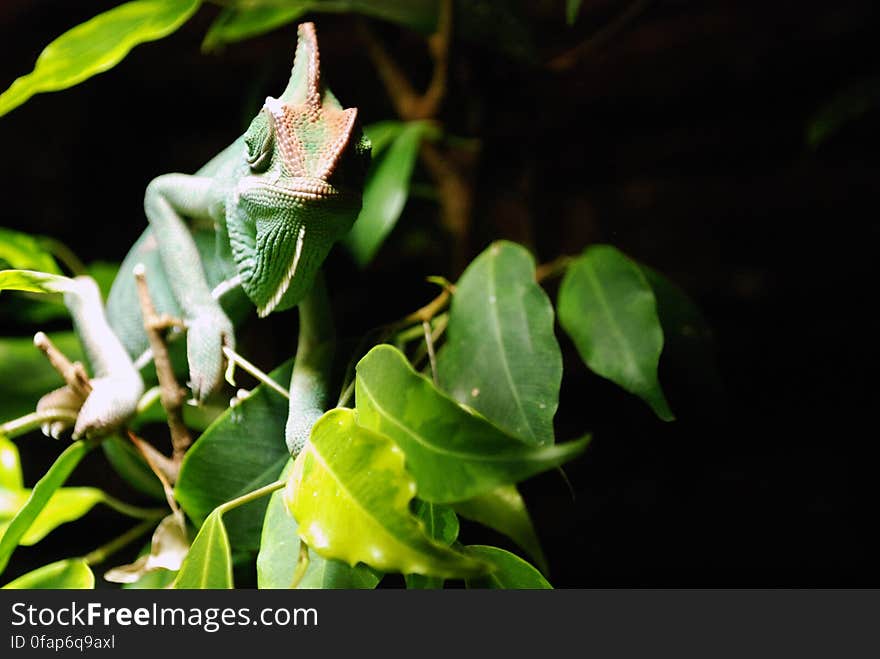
36, 375, 143, 440
73, 375, 144, 439
186, 305, 235, 403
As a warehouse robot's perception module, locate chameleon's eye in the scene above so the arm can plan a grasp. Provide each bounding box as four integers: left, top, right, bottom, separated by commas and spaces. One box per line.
245, 110, 275, 173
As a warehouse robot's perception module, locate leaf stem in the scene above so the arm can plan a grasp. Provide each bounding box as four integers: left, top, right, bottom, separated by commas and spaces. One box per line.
216, 479, 286, 516
289, 540, 310, 589
100, 494, 167, 521
222, 346, 290, 400
81, 518, 159, 566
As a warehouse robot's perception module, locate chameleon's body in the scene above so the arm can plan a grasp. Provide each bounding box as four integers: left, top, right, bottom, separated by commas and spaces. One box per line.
41, 23, 369, 454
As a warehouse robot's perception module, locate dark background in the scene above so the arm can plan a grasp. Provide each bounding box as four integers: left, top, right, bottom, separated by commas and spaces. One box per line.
1, 0, 877, 586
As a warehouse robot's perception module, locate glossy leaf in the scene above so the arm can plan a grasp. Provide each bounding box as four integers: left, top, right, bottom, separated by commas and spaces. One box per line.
0, 437, 22, 491
173, 511, 233, 589
2, 558, 94, 589
405, 500, 458, 589
356, 345, 590, 503
558, 245, 674, 421
0, 332, 84, 421
203, 5, 307, 52
0, 0, 201, 118
12, 488, 104, 546
105, 515, 189, 584
175, 360, 292, 552
258, 459, 381, 589
0, 228, 60, 274
285, 408, 488, 578
0, 440, 93, 575
438, 241, 561, 446
454, 485, 547, 574
0, 269, 75, 294
345, 121, 430, 266
464, 545, 551, 589
566, 0, 583, 24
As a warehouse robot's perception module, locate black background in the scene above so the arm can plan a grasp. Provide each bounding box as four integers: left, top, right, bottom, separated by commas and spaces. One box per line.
0, 0, 877, 586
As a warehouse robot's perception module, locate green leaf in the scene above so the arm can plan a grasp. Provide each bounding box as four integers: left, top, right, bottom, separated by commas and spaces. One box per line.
806, 77, 880, 148
0, 437, 23, 491
11, 488, 104, 546
558, 245, 674, 421
566, 0, 583, 24
101, 436, 165, 501
0, 269, 75, 294
454, 485, 547, 575
345, 121, 430, 266
355, 345, 590, 503
363, 121, 405, 156
0, 229, 61, 274
464, 545, 551, 589
405, 500, 458, 589
175, 360, 292, 553
257, 459, 381, 589
0, 332, 84, 424
0, 0, 202, 118
173, 510, 233, 589
2, 558, 94, 589
285, 408, 488, 578
203, 5, 308, 52
0, 440, 93, 575
438, 241, 562, 446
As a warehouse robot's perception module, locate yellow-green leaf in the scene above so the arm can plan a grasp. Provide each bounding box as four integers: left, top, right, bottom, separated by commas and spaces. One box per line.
0, 0, 202, 118
0, 228, 61, 274
203, 5, 308, 52
173, 510, 233, 589
0, 437, 23, 491
285, 408, 488, 579
2, 558, 94, 589
0, 269, 75, 294
464, 545, 551, 589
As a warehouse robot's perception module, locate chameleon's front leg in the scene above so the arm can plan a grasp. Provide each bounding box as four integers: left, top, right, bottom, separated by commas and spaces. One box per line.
286, 272, 334, 455
144, 174, 234, 401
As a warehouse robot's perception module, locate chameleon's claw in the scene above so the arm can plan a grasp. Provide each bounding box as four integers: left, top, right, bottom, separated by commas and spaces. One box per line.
49, 422, 67, 440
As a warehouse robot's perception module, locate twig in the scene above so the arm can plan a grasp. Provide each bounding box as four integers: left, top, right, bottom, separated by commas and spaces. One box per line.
33, 332, 91, 399
133, 264, 192, 462
422, 320, 439, 384
81, 517, 161, 567
127, 429, 181, 517
222, 346, 290, 400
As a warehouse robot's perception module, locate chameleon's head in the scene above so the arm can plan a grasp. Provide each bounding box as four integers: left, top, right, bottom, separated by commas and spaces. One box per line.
228, 22, 370, 317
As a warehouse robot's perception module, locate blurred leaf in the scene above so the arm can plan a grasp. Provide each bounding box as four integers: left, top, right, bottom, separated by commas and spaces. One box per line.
454, 0, 538, 63
454, 485, 547, 575
105, 514, 188, 584
87, 261, 121, 299
363, 120, 404, 156
0, 437, 22, 491
122, 567, 176, 588
237, 0, 439, 33
0, 228, 61, 274
0, 0, 201, 118
285, 408, 488, 578
355, 345, 590, 503
558, 245, 674, 421
0, 440, 93, 575
405, 500, 458, 589
807, 77, 880, 148
173, 510, 233, 588
2, 558, 94, 589
101, 436, 165, 501
438, 241, 562, 446
566, 0, 583, 24
203, 5, 308, 52
345, 121, 431, 266
175, 360, 292, 553
257, 459, 381, 589
0, 332, 84, 421
464, 545, 551, 589
0, 269, 75, 294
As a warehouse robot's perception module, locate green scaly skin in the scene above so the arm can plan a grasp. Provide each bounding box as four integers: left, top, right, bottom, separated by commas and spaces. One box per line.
39, 23, 370, 455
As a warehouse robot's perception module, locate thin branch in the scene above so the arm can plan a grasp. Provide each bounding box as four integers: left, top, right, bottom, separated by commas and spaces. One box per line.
127, 429, 180, 511
133, 264, 192, 462
81, 518, 159, 567
33, 331, 91, 399
422, 320, 439, 384
222, 346, 290, 400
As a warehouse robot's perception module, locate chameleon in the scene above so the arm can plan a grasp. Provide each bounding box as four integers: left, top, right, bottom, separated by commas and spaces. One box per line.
35, 22, 370, 455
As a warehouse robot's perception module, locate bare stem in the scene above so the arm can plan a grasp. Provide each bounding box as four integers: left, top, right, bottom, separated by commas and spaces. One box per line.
33, 332, 91, 399
81, 518, 159, 566
222, 346, 290, 400
127, 429, 181, 511
133, 264, 192, 462
289, 540, 311, 589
